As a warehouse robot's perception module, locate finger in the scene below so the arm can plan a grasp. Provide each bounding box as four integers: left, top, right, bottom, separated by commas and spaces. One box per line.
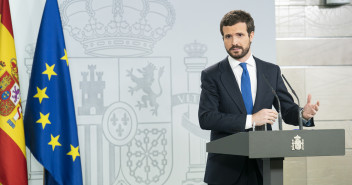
269, 113, 278, 119
272, 113, 278, 119
268, 119, 275, 125
314, 104, 319, 111
266, 120, 273, 125
307, 94, 312, 104
270, 116, 277, 123
310, 104, 318, 112
312, 109, 317, 115
316, 100, 320, 107
269, 112, 277, 117
265, 115, 273, 123
268, 117, 275, 122
306, 106, 316, 114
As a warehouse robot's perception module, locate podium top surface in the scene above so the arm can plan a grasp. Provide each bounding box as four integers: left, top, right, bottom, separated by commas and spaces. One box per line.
206, 129, 345, 158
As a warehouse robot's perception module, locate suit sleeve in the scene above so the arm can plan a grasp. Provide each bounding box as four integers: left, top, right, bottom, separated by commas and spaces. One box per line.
274, 66, 314, 127
198, 70, 247, 133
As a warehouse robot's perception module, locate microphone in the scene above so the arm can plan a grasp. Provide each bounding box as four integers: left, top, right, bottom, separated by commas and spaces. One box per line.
262, 74, 283, 131
282, 74, 303, 130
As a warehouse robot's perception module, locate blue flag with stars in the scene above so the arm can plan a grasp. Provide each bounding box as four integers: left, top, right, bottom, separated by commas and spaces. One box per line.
24, 0, 83, 185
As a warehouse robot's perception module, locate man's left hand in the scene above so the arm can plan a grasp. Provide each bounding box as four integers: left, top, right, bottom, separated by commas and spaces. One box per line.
302, 94, 320, 120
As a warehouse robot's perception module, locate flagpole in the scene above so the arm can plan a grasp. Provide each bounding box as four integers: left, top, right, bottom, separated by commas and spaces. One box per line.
43, 168, 45, 185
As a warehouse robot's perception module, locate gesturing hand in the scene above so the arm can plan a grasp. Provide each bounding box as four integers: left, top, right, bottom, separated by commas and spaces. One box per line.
252, 109, 278, 126
302, 94, 320, 120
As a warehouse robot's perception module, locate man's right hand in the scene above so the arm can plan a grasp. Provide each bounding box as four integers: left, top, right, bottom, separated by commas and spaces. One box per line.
252, 109, 278, 126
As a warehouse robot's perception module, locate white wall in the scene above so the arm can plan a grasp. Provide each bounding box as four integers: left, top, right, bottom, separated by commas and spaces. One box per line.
275, 0, 352, 185
10, 0, 276, 184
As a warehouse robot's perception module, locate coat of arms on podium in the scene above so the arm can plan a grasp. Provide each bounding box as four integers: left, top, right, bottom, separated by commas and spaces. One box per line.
291, 135, 304, 151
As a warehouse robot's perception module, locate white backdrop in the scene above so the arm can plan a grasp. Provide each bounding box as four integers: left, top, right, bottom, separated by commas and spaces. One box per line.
10, 0, 276, 184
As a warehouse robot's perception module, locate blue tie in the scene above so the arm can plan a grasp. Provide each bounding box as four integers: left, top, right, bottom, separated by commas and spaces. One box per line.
239, 63, 253, 114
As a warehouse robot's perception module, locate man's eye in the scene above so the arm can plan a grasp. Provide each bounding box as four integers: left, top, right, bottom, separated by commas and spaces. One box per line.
225, 35, 232, 39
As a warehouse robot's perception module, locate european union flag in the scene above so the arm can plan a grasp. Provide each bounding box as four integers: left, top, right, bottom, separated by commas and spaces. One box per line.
24, 0, 83, 185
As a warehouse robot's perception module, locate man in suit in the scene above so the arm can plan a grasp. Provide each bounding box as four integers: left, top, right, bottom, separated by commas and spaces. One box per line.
198, 10, 320, 185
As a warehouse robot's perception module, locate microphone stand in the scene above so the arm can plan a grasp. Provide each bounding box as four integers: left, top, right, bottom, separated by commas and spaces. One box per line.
282, 74, 303, 130
262, 74, 282, 131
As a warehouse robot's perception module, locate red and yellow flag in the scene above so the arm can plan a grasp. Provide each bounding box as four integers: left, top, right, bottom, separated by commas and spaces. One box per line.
0, 0, 28, 184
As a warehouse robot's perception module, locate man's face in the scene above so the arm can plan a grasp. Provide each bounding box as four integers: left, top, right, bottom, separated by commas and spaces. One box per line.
222, 22, 254, 62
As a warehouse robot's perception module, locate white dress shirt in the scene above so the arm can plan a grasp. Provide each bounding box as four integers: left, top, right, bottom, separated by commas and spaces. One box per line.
228, 54, 257, 129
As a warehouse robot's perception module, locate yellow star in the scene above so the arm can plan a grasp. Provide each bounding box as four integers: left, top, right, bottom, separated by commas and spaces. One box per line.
36, 112, 51, 129
33, 87, 49, 104
60, 49, 68, 66
48, 134, 61, 151
42, 63, 57, 80
67, 145, 80, 162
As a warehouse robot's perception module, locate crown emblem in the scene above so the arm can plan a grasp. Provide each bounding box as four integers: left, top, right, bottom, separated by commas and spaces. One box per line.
184, 40, 207, 57
60, 0, 175, 57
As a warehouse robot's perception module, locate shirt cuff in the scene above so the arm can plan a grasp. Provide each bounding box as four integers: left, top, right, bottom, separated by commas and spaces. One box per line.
300, 108, 312, 127
245, 115, 253, 129
300, 108, 310, 122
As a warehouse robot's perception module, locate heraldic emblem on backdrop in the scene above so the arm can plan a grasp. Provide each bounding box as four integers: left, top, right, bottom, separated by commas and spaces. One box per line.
17, 0, 177, 184
25, 0, 210, 184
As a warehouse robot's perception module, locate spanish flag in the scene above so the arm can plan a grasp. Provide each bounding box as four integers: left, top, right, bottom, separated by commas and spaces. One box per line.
0, 0, 28, 184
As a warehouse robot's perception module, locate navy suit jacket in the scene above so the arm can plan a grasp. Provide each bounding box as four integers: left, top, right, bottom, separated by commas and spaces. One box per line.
198, 56, 314, 184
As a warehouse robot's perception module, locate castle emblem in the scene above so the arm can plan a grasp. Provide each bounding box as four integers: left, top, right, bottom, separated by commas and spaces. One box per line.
78, 65, 106, 115
127, 63, 164, 116
291, 135, 304, 151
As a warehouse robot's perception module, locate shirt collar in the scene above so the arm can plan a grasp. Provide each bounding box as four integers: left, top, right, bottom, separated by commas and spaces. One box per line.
228, 54, 255, 68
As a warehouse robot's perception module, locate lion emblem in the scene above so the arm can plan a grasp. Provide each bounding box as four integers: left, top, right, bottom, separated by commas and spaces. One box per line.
127, 63, 164, 116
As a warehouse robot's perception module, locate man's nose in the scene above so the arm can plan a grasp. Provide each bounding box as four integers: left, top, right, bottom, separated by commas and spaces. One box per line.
232, 37, 239, 45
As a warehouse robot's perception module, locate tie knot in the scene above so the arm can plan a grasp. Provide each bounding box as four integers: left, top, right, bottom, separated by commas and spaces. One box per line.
239, 63, 248, 70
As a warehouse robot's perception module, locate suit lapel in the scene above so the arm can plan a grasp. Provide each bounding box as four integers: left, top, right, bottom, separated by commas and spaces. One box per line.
253, 57, 265, 113
219, 58, 246, 114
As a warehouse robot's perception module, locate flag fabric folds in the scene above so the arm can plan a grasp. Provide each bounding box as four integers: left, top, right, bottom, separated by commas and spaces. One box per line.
0, 0, 28, 184
24, 0, 83, 185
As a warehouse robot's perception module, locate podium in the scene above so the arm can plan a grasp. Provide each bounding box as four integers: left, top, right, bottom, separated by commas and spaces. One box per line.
206, 129, 345, 185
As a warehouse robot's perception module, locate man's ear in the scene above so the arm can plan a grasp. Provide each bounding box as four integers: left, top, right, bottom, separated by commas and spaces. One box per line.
249, 31, 254, 42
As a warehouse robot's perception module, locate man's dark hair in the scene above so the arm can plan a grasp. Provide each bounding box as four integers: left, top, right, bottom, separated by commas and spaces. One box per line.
220, 10, 255, 37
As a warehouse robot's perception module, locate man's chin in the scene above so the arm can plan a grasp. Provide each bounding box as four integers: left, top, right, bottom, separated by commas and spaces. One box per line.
230, 54, 244, 60
227, 50, 242, 58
